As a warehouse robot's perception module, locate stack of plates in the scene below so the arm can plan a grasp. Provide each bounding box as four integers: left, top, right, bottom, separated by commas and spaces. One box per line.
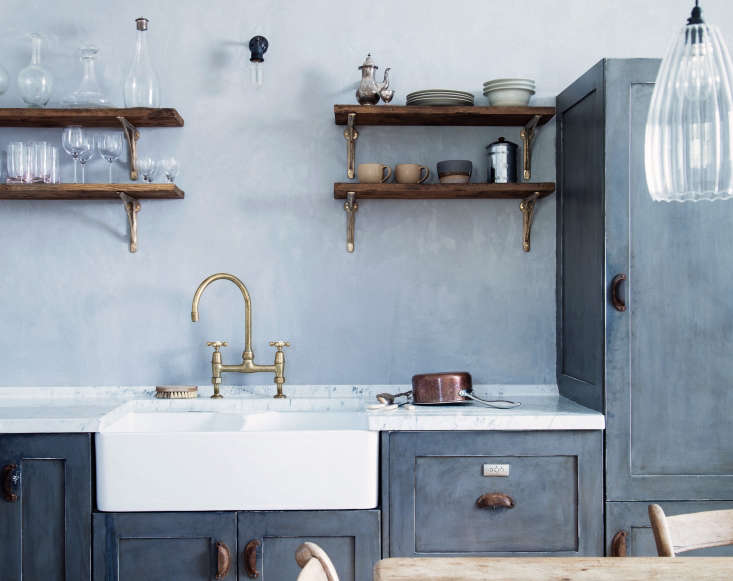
482, 79, 536, 106
406, 89, 474, 106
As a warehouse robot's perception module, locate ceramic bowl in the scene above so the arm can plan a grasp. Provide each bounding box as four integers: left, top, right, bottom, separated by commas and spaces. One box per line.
484, 87, 535, 106
437, 160, 472, 184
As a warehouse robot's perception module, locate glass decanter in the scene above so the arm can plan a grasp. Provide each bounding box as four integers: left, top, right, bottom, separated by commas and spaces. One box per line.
17, 33, 53, 108
65, 45, 109, 108
123, 17, 160, 107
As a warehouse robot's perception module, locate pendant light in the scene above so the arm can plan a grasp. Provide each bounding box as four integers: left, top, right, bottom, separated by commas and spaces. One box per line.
645, 1, 733, 202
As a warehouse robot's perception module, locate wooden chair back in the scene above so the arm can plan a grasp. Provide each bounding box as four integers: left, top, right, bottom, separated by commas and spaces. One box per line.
295, 542, 339, 581
648, 504, 733, 556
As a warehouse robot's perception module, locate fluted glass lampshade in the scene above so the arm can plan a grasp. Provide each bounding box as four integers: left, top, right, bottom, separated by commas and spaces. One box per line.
645, 1, 733, 202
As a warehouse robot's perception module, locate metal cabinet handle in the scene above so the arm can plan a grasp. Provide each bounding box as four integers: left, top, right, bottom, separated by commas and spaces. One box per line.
476, 492, 515, 509
611, 274, 627, 312
244, 539, 261, 578
215, 541, 231, 579
610, 530, 628, 557
2, 464, 19, 502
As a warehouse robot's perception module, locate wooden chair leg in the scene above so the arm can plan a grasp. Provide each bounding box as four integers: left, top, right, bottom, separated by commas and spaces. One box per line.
649, 504, 675, 557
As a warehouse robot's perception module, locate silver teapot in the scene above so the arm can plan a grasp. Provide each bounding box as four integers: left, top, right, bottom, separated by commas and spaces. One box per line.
356, 53, 392, 105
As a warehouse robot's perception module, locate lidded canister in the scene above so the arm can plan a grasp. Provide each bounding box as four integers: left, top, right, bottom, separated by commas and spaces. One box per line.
486, 137, 518, 183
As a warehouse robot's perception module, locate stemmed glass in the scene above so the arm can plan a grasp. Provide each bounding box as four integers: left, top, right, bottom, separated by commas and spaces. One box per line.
61, 125, 86, 183
97, 132, 123, 183
138, 157, 158, 183
78, 134, 95, 184
159, 157, 178, 183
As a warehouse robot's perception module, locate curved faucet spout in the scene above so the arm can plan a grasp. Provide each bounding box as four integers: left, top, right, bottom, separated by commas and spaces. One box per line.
191, 272, 253, 360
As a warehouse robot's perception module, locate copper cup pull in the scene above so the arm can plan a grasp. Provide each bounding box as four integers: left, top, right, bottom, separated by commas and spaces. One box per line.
215, 541, 231, 579
244, 539, 261, 578
611, 274, 627, 312
2, 464, 19, 502
476, 492, 515, 509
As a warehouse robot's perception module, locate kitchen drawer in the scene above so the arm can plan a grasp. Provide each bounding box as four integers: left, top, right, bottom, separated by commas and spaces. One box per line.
385, 431, 603, 557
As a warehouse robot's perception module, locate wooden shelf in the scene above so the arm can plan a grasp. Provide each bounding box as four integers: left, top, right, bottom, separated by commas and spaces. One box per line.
0, 108, 184, 127
0, 183, 184, 200
333, 182, 555, 199
334, 105, 555, 126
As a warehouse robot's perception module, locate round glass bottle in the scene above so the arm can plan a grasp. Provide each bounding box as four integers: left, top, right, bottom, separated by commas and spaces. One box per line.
123, 17, 160, 107
17, 33, 53, 108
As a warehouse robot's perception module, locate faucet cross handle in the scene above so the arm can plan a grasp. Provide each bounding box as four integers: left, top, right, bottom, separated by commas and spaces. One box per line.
207, 341, 228, 352
269, 340, 290, 351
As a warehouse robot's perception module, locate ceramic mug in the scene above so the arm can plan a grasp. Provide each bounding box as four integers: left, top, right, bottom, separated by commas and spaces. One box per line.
358, 163, 392, 184
395, 163, 430, 184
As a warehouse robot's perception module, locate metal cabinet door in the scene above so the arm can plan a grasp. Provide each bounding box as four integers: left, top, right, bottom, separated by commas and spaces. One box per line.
606, 501, 733, 556
0, 434, 92, 581
93, 512, 237, 581
603, 58, 733, 501
238, 510, 380, 581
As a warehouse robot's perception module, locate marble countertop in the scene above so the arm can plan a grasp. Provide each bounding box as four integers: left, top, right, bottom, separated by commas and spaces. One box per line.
0, 384, 604, 433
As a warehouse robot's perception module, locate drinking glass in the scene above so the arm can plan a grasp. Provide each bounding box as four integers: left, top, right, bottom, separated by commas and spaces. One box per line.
21, 145, 33, 183
62, 125, 86, 183
97, 132, 123, 183
31, 141, 48, 183
7, 142, 25, 183
138, 157, 158, 183
45, 146, 60, 183
78, 134, 95, 184
159, 157, 178, 183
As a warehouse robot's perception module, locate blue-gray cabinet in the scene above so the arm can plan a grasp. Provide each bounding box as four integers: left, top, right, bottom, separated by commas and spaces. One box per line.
557, 58, 733, 503
238, 510, 380, 581
0, 434, 92, 581
384, 431, 603, 557
93, 512, 237, 581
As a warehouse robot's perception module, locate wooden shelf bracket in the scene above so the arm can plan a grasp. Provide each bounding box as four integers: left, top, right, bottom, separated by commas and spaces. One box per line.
344, 191, 358, 252
343, 112, 359, 179
520, 192, 541, 253
520, 114, 541, 181
118, 116, 140, 181
119, 192, 142, 253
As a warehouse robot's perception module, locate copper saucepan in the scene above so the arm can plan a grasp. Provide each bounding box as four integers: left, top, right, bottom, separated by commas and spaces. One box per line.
411, 372, 520, 408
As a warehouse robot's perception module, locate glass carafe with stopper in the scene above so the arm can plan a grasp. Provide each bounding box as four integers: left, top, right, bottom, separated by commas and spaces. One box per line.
123, 17, 160, 107
17, 33, 53, 108
65, 45, 109, 107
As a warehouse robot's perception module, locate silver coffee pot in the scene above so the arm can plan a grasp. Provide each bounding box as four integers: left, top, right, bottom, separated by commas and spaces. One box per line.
356, 53, 392, 105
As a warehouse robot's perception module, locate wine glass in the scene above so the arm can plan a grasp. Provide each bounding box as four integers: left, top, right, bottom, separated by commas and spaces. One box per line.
97, 133, 123, 183
61, 125, 85, 183
138, 157, 158, 183
159, 157, 178, 183
77, 134, 95, 184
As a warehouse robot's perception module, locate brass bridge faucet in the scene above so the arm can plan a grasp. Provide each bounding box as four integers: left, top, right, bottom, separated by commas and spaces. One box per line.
191, 273, 290, 399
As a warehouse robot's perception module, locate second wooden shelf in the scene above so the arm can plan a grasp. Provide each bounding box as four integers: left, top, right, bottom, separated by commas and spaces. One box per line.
333, 182, 555, 199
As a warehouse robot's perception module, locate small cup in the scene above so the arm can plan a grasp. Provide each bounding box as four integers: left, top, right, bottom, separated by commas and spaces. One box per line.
358, 163, 392, 184
437, 160, 472, 184
395, 163, 430, 184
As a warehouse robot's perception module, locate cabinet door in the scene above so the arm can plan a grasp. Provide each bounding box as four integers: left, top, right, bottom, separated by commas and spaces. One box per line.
0, 434, 91, 581
387, 431, 603, 557
603, 59, 733, 500
238, 510, 380, 581
93, 513, 236, 581
606, 501, 733, 556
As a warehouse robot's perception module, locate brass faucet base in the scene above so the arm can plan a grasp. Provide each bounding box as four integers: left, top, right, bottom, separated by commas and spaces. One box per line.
211, 394, 223, 399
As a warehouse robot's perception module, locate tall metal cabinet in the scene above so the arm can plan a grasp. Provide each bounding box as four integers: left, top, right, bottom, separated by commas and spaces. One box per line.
557, 59, 733, 556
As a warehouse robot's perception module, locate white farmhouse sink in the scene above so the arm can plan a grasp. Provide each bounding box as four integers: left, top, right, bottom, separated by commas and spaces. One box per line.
96, 410, 378, 511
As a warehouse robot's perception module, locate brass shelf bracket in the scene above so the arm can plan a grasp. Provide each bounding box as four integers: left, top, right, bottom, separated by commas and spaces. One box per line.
117, 116, 141, 181
520, 114, 541, 181
519, 192, 540, 253
344, 191, 359, 252
119, 192, 142, 253
343, 112, 359, 179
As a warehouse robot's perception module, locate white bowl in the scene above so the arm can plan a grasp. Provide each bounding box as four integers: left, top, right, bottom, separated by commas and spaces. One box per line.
483, 78, 535, 86
484, 87, 534, 106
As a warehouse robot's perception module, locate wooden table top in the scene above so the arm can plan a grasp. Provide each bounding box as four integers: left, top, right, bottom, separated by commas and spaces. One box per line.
373, 557, 733, 580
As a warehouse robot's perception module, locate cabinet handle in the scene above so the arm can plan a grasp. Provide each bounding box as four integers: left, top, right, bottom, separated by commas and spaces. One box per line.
610, 274, 627, 312
610, 530, 628, 557
215, 541, 231, 579
244, 539, 261, 578
476, 492, 515, 509
2, 464, 19, 502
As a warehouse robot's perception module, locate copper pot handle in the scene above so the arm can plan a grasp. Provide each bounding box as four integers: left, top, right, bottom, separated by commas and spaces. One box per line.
2, 464, 19, 502
611, 274, 627, 312
244, 539, 261, 578
215, 541, 231, 579
476, 492, 515, 509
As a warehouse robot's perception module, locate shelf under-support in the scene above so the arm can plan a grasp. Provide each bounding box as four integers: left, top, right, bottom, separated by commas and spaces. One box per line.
118, 117, 140, 181
119, 192, 142, 253
520, 192, 540, 253
520, 114, 541, 181
344, 191, 358, 252
343, 112, 359, 179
